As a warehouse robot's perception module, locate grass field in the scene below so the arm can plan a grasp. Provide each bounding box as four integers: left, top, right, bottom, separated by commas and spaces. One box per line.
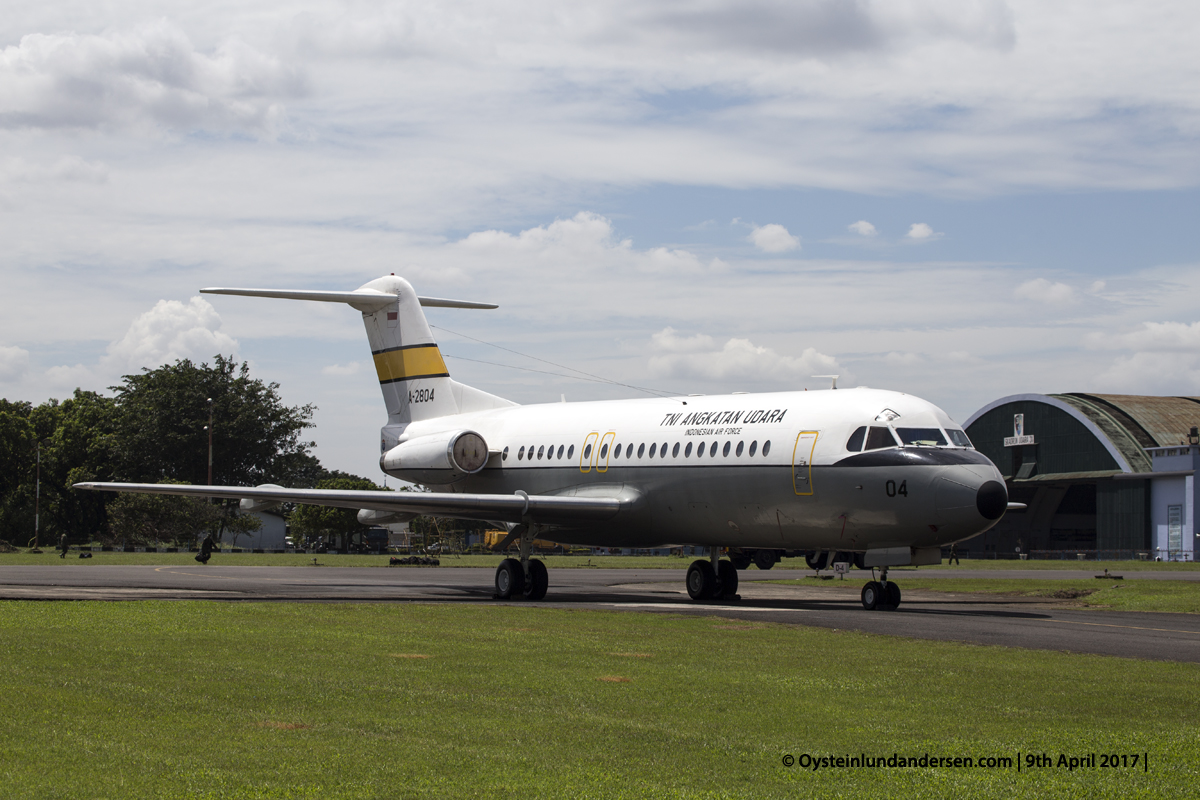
768, 576, 1200, 613
3, 550, 1199, 571
1, 602, 1197, 799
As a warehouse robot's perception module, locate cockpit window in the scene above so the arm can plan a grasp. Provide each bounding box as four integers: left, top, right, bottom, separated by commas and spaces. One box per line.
896, 427, 948, 447
947, 429, 973, 448
864, 426, 898, 450
846, 427, 866, 452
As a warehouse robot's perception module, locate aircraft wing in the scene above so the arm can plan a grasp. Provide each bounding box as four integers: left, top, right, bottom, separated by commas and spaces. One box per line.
73, 482, 621, 525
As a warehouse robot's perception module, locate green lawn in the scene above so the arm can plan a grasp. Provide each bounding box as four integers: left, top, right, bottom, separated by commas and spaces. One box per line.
767, 576, 1200, 613
0, 602, 1196, 799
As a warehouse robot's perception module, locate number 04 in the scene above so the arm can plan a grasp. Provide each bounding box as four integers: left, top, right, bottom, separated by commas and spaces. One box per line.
885, 480, 908, 498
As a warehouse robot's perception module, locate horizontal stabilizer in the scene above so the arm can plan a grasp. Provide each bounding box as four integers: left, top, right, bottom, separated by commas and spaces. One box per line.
200, 288, 497, 312
74, 482, 619, 525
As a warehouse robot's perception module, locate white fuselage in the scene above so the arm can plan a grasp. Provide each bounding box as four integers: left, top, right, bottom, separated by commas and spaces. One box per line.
382, 386, 1007, 551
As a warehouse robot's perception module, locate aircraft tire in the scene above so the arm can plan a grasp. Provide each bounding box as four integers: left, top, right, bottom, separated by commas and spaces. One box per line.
885, 581, 901, 609
730, 554, 752, 570
686, 560, 718, 601
525, 559, 549, 601
495, 558, 524, 599
754, 549, 779, 570
804, 551, 828, 571
717, 560, 739, 598
861, 581, 882, 610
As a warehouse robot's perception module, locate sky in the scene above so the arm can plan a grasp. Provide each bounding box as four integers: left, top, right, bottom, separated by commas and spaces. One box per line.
2, 0, 1199, 481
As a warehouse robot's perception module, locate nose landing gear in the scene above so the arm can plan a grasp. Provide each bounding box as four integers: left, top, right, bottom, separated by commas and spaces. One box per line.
861, 567, 902, 610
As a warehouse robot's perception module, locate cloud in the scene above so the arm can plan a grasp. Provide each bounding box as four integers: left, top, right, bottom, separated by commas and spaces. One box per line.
1087, 321, 1200, 353
0, 156, 108, 184
748, 223, 800, 253
1014, 278, 1075, 305
0, 345, 29, 381
322, 362, 363, 376
0, 22, 304, 133
636, 0, 1016, 57
1095, 352, 1200, 395
102, 297, 238, 373
649, 328, 841, 385
848, 220, 878, 237
905, 222, 941, 241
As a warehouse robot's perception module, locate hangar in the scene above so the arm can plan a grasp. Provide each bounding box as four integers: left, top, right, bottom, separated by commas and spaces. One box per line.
961, 394, 1199, 560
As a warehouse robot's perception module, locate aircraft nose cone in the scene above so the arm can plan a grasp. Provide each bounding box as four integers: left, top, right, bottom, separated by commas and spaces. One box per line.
976, 481, 1007, 520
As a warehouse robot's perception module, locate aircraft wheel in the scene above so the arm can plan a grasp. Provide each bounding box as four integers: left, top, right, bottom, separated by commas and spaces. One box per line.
804, 551, 828, 571
861, 581, 882, 610
730, 554, 752, 570
495, 558, 525, 599
717, 560, 739, 598
885, 581, 901, 609
524, 559, 549, 601
686, 560, 718, 600
754, 549, 779, 570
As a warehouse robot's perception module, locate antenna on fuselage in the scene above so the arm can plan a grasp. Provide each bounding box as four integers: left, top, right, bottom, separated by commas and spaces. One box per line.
813, 375, 839, 390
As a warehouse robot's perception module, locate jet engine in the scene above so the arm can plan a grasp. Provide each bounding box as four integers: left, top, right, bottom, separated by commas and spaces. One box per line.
380, 429, 489, 484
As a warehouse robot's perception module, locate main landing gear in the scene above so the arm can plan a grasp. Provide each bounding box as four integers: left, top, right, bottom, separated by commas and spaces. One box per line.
686, 547, 740, 602
860, 566, 902, 611
493, 523, 549, 601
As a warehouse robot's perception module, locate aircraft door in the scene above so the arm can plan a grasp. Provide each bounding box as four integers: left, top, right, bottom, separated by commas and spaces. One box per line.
579, 432, 599, 473
596, 432, 616, 473
792, 431, 818, 496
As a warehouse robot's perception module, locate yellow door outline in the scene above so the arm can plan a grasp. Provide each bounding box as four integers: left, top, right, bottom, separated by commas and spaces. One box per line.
579, 432, 599, 473
792, 431, 818, 496
596, 432, 616, 473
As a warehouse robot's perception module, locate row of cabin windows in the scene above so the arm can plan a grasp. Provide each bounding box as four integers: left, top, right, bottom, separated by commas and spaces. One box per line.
505, 439, 772, 462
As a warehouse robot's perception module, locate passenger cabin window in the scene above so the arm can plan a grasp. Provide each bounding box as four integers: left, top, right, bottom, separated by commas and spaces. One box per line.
600, 443, 609, 459
638, 443, 645, 458
672, 443, 680, 457
537, 445, 544, 459
896, 428, 948, 447
583, 444, 592, 459
762, 441, 771, 456
846, 426, 867, 452
723, 441, 731, 457
518, 446, 525, 460
568, 445, 575, 459
736, 441, 744, 456
557, 445, 565, 459
649, 443, 657, 457
696, 441, 704, 457
710, 442, 718, 457
947, 429, 973, 448
749, 441, 758, 456
684, 442, 693, 457
503, 446, 509, 461
864, 427, 897, 450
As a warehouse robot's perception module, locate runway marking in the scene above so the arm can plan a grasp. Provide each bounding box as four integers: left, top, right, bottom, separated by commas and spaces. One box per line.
1043, 618, 1200, 636
155, 566, 238, 580
602, 603, 783, 613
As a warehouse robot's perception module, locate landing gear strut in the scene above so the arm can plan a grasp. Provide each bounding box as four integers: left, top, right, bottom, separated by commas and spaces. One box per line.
493, 521, 549, 601
861, 566, 902, 610
686, 547, 739, 601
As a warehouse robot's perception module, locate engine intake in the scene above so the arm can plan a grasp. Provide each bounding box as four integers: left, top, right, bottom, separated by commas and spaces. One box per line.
380, 429, 489, 484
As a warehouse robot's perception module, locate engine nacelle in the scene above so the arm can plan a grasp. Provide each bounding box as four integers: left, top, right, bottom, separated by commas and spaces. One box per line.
239, 484, 285, 513
380, 429, 489, 484
357, 508, 418, 526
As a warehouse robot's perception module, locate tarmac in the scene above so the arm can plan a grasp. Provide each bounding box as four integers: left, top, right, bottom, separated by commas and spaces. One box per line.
2, 564, 1199, 663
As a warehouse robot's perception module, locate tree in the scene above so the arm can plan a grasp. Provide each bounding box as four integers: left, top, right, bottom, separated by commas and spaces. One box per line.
289, 476, 384, 548
106, 481, 223, 546
111, 355, 319, 487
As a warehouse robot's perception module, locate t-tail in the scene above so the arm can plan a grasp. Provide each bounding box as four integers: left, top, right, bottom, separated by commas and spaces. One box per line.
200, 275, 516, 439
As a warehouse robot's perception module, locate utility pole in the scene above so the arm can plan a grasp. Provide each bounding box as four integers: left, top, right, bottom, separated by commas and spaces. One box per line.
206, 397, 214, 485
33, 440, 41, 550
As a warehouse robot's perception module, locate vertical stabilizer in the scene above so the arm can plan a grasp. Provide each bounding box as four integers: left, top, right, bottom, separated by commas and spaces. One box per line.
357, 275, 461, 424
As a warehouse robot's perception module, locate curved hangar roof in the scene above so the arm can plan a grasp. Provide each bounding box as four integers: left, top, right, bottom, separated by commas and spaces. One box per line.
963, 393, 1200, 479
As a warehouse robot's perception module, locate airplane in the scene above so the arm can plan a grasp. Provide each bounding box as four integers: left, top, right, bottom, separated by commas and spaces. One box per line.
76, 274, 1018, 610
